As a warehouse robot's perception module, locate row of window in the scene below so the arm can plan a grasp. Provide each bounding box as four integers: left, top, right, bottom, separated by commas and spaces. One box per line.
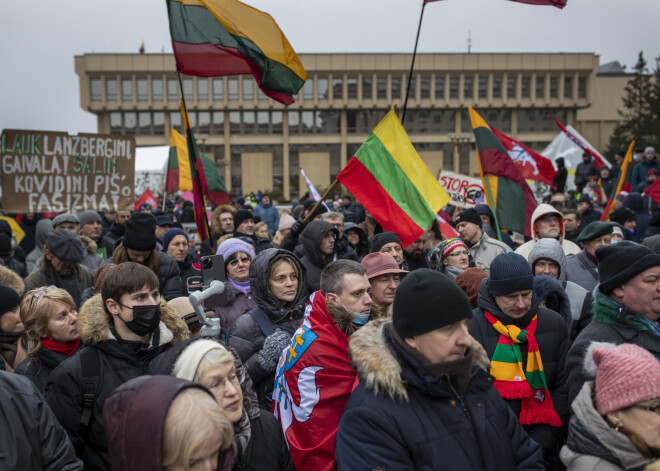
91, 73, 588, 104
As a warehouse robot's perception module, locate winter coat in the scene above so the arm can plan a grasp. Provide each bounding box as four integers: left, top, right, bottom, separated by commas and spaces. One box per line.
469, 279, 570, 467
16, 342, 83, 393
581, 206, 603, 225
528, 238, 593, 338
532, 275, 572, 333
336, 320, 545, 471
44, 294, 188, 471
343, 222, 369, 261
631, 157, 660, 189
475, 204, 516, 249
566, 250, 599, 293
106, 251, 184, 302
553, 165, 568, 193
254, 201, 280, 235
93, 235, 115, 260
561, 382, 655, 471
299, 221, 339, 293
24, 264, 93, 309
515, 204, 581, 259
228, 249, 308, 408
335, 236, 359, 262
575, 160, 597, 191
565, 287, 660, 405
0, 370, 83, 470
0, 256, 27, 278
79, 236, 104, 275
623, 193, 651, 242
19, 216, 39, 254
468, 232, 512, 272
105, 222, 124, 241
0, 333, 27, 372
214, 281, 257, 340
26, 219, 54, 273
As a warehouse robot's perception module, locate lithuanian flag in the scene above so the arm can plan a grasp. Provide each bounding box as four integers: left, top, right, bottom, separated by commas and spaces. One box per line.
337, 109, 450, 247
166, 0, 307, 105
469, 106, 537, 238
166, 128, 230, 206
601, 141, 634, 221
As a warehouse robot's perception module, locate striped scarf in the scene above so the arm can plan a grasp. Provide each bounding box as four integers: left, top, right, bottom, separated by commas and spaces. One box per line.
485, 311, 561, 427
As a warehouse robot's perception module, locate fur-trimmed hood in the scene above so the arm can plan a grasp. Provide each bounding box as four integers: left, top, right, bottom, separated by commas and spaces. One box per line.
349, 318, 491, 402
77, 294, 189, 346
532, 275, 572, 329
0, 264, 25, 295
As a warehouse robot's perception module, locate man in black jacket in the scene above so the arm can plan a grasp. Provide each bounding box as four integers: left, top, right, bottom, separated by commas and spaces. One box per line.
299, 220, 339, 293
45, 262, 188, 470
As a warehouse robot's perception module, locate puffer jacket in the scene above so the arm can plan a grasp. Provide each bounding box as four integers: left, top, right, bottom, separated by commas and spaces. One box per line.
343, 222, 369, 261
0, 370, 83, 470
561, 382, 655, 471
469, 279, 570, 468
299, 220, 339, 293
26, 219, 53, 273
214, 281, 257, 340
515, 204, 581, 259
228, 248, 308, 408
44, 294, 188, 471
16, 342, 83, 393
528, 238, 593, 338
336, 320, 545, 470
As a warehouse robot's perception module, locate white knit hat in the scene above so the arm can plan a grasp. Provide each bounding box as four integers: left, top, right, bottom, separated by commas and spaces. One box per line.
172, 340, 230, 381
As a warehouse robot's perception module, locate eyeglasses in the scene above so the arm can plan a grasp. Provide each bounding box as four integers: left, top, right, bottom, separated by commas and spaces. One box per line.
29, 285, 57, 308
204, 367, 246, 395
447, 251, 469, 258
228, 256, 250, 267
633, 404, 660, 414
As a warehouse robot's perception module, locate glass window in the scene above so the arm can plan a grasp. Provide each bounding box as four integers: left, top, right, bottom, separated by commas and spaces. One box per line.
152, 79, 163, 101
347, 77, 357, 99
168, 79, 178, 101
406, 77, 416, 100
521, 77, 531, 99
228, 79, 238, 100
170, 111, 182, 131
420, 76, 430, 99
443, 142, 454, 170
242, 111, 255, 134
550, 77, 559, 98
122, 79, 133, 101
258, 89, 268, 100
198, 111, 210, 134
106, 79, 117, 101
463, 77, 473, 99
153, 112, 165, 135
229, 111, 241, 133
362, 77, 373, 100
449, 77, 459, 99
110, 112, 122, 134
564, 76, 573, 99
303, 79, 314, 100
124, 112, 136, 134
188, 112, 196, 129
391, 77, 401, 100
257, 111, 270, 133
435, 77, 445, 99
272, 111, 283, 133
430, 110, 455, 133
212, 111, 224, 133
198, 79, 208, 100
333, 78, 343, 99
316, 110, 340, 134
518, 108, 566, 133
578, 77, 587, 98
242, 78, 253, 100
317, 78, 329, 99
301, 111, 315, 133
213, 79, 224, 100
137, 79, 148, 101
346, 110, 357, 133
507, 77, 516, 99
288, 111, 299, 134
492, 77, 502, 99
183, 79, 193, 100
138, 112, 151, 133
377, 77, 387, 99
484, 109, 511, 133
535, 76, 545, 99
478, 77, 488, 99
91, 79, 102, 101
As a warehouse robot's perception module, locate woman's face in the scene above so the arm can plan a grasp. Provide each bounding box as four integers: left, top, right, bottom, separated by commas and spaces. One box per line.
46, 301, 79, 343
346, 231, 360, 246
198, 362, 244, 424
444, 246, 470, 270
268, 261, 298, 305
225, 252, 251, 283
0, 306, 24, 335
255, 225, 269, 239
610, 399, 660, 449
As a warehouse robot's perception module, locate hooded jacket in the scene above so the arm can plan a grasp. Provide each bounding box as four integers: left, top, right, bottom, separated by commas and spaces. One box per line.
515, 204, 581, 259
623, 192, 651, 242
299, 220, 339, 293
469, 278, 570, 466
631, 157, 660, 189
560, 381, 655, 471
336, 320, 545, 471
228, 249, 308, 407
0, 370, 83, 470
528, 238, 593, 338
44, 294, 188, 471
26, 219, 53, 273
343, 222, 369, 261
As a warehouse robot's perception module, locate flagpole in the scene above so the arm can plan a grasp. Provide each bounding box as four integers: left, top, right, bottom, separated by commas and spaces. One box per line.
177, 72, 215, 250
303, 179, 341, 223
401, 1, 427, 126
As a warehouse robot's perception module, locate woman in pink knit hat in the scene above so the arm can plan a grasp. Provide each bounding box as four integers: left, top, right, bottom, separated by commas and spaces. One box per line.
560, 343, 660, 470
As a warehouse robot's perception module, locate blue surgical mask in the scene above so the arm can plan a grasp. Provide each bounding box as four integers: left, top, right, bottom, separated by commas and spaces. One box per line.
337, 298, 370, 325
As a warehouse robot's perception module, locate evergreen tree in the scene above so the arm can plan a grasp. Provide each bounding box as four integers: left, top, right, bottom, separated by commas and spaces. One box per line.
648, 54, 660, 150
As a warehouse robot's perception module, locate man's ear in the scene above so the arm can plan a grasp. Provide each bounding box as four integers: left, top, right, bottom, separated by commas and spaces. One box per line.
105, 298, 120, 316
404, 336, 417, 350
44, 249, 53, 261
611, 286, 625, 300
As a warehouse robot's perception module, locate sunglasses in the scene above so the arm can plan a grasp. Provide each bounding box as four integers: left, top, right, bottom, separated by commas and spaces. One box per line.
228, 256, 250, 267
29, 285, 57, 309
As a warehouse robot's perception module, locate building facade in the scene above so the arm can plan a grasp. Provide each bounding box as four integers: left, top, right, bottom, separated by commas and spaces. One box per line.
75, 52, 626, 200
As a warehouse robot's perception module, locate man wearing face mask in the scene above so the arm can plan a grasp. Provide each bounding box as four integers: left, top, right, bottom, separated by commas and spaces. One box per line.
44, 262, 189, 471
273, 260, 382, 471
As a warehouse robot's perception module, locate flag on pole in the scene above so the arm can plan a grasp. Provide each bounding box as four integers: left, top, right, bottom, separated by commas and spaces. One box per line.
166, 128, 230, 205
553, 117, 609, 169
134, 188, 159, 211
437, 212, 459, 239
508, 0, 567, 8
337, 108, 451, 247
469, 107, 537, 238
643, 179, 660, 206
601, 141, 634, 221
166, 0, 307, 105
300, 168, 322, 202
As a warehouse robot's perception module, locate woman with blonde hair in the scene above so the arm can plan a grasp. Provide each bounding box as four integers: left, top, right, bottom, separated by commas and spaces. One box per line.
15, 286, 81, 392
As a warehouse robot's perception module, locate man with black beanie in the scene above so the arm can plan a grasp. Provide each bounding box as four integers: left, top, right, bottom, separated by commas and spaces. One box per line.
336, 268, 544, 470
455, 208, 511, 272
566, 241, 660, 404
368, 231, 407, 269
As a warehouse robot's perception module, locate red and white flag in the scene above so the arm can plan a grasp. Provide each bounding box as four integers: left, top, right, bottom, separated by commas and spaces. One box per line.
553, 117, 608, 169
300, 167, 323, 201
134, 188, 158, 211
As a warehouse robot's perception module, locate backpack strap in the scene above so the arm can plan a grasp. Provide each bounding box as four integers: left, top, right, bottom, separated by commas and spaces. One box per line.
78, 347, 101, 430
248, 308, 275, 337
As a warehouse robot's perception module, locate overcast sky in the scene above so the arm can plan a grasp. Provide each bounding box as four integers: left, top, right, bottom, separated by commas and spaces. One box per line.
1, 0, 658, 136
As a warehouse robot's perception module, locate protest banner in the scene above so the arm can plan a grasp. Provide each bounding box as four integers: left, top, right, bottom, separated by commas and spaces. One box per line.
438, 170, 485, 208
1, 129, 135, 213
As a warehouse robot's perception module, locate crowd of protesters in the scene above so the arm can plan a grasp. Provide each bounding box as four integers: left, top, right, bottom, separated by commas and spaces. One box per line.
0, 161, 659, 471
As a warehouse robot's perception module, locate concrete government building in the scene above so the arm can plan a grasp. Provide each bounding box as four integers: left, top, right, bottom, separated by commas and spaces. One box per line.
75, 52, 628, 200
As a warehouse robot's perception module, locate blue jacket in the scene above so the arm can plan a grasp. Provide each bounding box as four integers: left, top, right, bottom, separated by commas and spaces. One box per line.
254, 201, 280, 235
631, 158, 660, 189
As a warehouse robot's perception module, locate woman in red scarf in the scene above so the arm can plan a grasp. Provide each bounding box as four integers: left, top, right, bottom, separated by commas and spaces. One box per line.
15, 286, 81, 393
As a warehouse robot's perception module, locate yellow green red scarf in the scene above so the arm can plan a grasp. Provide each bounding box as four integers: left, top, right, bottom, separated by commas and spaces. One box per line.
485, 311, 561, 427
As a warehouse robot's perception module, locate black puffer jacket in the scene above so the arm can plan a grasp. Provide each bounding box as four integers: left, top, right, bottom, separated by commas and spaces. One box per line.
336, 321, 544, 470
228, 249, 307, 408
0, 370, 83, 470
469, 279, 570, 469
16, 343, 83, 394
44, 295, 189, 471
299, 220, 338, 293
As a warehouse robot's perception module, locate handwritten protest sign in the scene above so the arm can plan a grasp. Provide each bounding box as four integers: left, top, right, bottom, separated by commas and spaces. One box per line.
438, 171, 485, 208
1, 130, 135, 212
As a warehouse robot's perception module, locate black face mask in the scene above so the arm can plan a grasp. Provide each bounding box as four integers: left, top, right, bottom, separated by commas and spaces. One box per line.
122, 304, 162, 337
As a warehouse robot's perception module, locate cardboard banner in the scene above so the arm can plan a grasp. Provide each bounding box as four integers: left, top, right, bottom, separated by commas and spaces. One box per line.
439, 171, 485, 208
1, 129, 135, 213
